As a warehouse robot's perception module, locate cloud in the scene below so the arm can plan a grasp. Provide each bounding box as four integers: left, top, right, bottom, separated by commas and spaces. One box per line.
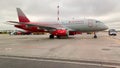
62, 0, 118, 16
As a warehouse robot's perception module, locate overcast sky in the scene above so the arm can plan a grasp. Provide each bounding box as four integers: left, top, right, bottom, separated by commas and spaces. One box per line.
0, 0, 120, 30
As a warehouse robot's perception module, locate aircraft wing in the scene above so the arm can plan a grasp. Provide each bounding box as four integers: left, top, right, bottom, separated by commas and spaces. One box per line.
26, 23, 57, 31
18, 22, 67, 31
7, 21, 72, 31
26, 23, 74, 31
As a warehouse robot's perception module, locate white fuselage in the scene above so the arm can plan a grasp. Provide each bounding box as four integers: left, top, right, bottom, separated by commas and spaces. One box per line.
39, 19, 108, 32
61, 19, 108, 32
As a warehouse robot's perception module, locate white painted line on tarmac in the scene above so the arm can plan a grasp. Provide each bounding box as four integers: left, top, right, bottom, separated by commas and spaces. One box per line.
0, 55, 118, 68
0, 56, 102, 66
5, 48, 12, 50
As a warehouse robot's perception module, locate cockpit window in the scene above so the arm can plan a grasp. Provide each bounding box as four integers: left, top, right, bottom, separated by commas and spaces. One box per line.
96, 21, 102, 23
96, 21, 100, 23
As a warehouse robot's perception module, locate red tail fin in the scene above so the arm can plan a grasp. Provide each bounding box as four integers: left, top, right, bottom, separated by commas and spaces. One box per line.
17, 8, 30, 22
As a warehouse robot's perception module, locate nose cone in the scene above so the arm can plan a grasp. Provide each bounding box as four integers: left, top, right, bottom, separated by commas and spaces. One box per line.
103, 25, 108, 30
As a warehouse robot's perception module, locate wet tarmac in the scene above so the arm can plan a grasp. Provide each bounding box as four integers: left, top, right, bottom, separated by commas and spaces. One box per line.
0, 32, 119, 68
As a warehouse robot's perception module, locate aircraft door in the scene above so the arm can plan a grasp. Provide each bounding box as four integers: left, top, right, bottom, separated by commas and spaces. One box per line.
88, 20, 94, 28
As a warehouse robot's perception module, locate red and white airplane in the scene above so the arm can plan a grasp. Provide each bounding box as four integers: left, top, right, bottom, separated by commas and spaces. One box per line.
8, 8, 108, 39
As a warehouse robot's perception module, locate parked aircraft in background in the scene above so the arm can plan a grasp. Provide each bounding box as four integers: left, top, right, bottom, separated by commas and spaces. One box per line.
8, 8, 108, 39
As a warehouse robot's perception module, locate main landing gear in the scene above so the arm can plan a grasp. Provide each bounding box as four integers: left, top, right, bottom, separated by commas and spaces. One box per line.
49, 35, 54, 39
94, 32, 97, 38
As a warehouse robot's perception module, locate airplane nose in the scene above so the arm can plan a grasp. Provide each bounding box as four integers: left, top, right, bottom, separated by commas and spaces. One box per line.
104, 25, 108, 30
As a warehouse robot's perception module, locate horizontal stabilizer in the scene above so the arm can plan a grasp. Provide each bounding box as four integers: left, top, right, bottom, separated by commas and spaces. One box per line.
6, 21, 20, 25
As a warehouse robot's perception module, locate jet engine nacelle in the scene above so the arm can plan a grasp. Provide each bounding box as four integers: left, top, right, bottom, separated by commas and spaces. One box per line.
51, 29, 67, 36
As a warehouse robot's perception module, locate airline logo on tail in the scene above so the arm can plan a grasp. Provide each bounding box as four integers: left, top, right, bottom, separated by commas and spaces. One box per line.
17, 8, 30, 22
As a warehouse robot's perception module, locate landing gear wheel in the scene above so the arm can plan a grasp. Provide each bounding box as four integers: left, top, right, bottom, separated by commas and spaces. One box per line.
49, 35, 54, 39
57, 35, 61, 39
93, 32, 97, 38
94, 35, 97, 38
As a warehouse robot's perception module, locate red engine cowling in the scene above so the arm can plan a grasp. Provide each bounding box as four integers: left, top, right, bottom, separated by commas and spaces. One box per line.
52, 29, 67, 36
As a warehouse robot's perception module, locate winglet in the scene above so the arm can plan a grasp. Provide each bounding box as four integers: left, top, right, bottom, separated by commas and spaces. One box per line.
17, 8, 30, 22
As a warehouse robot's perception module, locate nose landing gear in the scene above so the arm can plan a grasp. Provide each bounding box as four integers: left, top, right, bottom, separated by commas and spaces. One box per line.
49, 35, 54, 39
94, 32, 97, 38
